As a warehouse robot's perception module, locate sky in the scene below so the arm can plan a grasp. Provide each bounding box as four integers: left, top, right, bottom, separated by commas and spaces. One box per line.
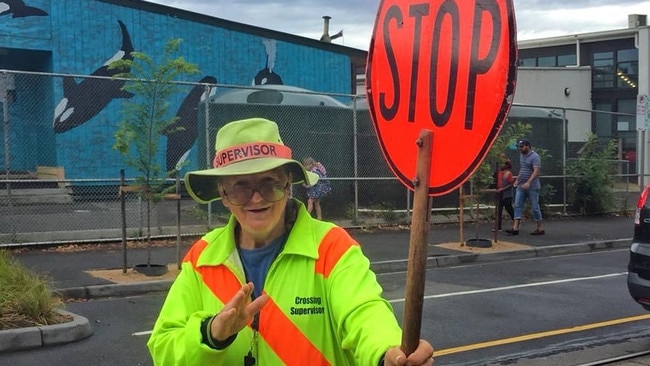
147, 0, 650, 51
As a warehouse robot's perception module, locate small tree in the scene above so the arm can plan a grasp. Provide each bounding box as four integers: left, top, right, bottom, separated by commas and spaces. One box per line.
472, 121, 532, 191
110, 38, 199, 269
567, 133, 617, 214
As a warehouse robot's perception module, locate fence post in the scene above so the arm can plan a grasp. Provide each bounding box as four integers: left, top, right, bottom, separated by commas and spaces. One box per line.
120, 169, 127, 274
204, 84, 213, 229
562, 108, 568, 215
352, 97, 359, 223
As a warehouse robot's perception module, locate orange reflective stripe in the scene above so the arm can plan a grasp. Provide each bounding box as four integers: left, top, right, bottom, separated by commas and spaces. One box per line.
183, 239, 208, 265
259, 297, 331, 366
197, 265, 242, 304
314, 228, 358, 278
184, 239, 241, 304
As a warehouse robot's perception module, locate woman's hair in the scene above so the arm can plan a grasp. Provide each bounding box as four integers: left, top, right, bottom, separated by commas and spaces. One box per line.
302, 157, 316, 168
502, 159, 512, 170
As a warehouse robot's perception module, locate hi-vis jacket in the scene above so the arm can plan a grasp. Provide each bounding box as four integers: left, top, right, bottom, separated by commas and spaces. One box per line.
147, 201, 403, 365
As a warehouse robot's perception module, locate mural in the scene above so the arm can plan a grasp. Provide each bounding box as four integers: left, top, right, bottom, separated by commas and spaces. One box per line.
0, 0, 48, 17
53, 20, 134, 133
253, 39, 283, 86
164, 75, 217, 172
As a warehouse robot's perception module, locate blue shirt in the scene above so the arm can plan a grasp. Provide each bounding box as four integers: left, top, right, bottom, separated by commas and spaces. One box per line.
518, 150, 541, 190
238, 234, 286, 299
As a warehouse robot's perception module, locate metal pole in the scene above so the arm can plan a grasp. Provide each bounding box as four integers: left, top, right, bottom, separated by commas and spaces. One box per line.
204, 85, 212, 228
562, 108, 568, 215
3, 85, 15, 242
352, 97, 359, 223
176, 173, 181, 270
637, 128, 646, 190
120, 169, 127, 274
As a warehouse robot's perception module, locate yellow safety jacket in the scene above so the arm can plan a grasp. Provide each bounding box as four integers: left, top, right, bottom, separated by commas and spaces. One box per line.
147, 201, 402, 365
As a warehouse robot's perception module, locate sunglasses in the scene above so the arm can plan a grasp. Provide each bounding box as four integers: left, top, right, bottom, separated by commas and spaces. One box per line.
222, 181, 290, 206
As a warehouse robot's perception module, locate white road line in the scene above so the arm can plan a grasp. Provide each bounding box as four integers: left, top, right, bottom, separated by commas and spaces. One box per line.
132, 272, 628, 335
388, 272, 628, 303
133, 330, 153, 336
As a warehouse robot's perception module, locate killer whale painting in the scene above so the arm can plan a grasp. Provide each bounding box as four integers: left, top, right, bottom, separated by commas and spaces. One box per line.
253, 39, 283, 86
53, 20, 134, 133
164, 76, 217, 172
0, 0, 48, 17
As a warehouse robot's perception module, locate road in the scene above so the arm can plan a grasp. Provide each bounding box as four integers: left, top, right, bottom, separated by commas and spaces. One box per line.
2, 248, 649, 365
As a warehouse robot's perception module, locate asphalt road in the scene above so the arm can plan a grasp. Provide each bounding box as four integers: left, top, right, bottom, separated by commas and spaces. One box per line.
2, 248, 650, 365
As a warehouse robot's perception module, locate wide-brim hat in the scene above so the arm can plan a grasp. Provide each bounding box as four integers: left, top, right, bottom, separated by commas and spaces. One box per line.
185, 118, 319, 204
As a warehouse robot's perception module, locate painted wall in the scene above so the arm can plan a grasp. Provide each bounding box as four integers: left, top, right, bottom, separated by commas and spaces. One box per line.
2, 0, 354, 180
514, 67, 592, 142
0, 0, 51, 51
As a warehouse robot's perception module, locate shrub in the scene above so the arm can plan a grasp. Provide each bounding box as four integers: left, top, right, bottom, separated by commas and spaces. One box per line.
0, 251, 65, 329
567, 134, 617, 214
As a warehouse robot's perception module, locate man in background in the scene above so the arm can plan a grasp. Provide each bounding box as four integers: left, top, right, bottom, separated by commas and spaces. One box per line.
506, 139, 545, 235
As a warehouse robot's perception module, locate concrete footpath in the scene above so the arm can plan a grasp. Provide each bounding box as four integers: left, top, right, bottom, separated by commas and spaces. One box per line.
0, 214, 637, 353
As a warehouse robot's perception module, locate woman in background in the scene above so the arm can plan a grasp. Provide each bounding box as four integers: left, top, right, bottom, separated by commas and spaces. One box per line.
302, 157, 331, 220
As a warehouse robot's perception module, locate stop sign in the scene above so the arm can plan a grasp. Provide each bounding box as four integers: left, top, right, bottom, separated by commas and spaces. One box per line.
366, 0, 517, 196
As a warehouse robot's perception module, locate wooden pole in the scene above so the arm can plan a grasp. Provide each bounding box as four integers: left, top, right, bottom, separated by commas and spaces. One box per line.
401, 130, 433, 356
459, 185, 464, 246
494, 161, 499, 243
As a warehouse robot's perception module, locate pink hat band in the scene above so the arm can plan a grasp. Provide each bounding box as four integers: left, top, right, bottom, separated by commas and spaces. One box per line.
213, 142, 292, 169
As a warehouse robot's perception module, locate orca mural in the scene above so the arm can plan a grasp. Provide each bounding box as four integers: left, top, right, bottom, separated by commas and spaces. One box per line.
164, 75, 217, 172
53, 20, 134, 133
0, 0, 48, 17
253, 39, 283, 85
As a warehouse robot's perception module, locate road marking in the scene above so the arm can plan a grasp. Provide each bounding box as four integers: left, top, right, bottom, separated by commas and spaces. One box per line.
434, 314, 650, 356
132, 273, 629, 338
388, 272, 627, 303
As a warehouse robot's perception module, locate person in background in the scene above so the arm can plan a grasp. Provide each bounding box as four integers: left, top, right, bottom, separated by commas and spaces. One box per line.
147, 117, 435, 366
494, 155, 515, 232
506, 139, 545, 235
302, 156, 331, 220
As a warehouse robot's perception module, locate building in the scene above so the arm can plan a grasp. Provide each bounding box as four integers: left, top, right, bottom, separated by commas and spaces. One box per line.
0, 0, 365, 179
515, 14, 648, 180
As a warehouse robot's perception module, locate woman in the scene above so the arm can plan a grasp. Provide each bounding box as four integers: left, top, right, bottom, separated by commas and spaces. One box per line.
302, 156, 331, 220
147, 117, 434, 365
495, 157, 515, 232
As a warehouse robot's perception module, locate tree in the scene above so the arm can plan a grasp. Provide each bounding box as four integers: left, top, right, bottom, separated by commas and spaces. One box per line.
567, 133, 617, 214
110, 38, 199, 272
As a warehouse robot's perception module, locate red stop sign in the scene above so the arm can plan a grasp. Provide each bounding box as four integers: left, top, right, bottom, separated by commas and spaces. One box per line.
366, 0, 517, 196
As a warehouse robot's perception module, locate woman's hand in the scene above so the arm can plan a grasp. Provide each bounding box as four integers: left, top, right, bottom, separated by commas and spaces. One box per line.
210, 282, 269, 341
384, 340, 434, 365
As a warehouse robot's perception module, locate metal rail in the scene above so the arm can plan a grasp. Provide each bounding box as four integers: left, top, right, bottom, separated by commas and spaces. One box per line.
577, 350, 650, 366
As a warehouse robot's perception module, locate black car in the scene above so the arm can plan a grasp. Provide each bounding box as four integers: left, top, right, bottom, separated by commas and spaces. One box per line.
628, 184, 650, 310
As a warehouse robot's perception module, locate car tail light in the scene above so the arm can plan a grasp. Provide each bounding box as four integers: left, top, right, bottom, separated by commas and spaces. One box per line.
636, 185, 650, 225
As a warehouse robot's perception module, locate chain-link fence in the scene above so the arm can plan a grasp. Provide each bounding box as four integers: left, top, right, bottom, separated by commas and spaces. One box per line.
0, 69, 641, 246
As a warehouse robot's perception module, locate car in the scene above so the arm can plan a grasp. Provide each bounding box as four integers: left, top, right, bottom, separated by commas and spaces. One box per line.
628, 183, 650, 310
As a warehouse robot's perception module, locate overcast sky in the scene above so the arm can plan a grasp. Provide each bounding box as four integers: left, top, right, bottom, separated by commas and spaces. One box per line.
148, 0, 650, 50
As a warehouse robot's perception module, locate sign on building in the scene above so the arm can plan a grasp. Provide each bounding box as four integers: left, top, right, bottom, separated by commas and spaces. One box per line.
638, 94, 650, 130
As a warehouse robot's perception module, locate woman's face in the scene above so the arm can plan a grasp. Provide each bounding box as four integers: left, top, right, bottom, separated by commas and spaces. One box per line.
219, 167, 291, 247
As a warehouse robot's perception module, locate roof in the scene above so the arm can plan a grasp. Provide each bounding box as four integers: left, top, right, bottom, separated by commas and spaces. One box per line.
100, 0, 368, 62
209, 85, 350, 107
518, 26, 647, 49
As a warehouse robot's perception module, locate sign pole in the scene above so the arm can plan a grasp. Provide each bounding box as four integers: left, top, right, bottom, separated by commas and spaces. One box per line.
401, 129, 433, 355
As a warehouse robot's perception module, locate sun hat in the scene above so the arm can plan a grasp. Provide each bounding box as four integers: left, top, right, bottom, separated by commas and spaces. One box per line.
185, 118, 319, 204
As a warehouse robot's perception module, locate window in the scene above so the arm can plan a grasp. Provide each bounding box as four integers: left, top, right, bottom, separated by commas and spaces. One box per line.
518, 58, 536, 67
594, 103, 613, 141
537, 56, 555, 67
617, 49, 638, 89
593, 52, 614, 88
558, 54, 576, 67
